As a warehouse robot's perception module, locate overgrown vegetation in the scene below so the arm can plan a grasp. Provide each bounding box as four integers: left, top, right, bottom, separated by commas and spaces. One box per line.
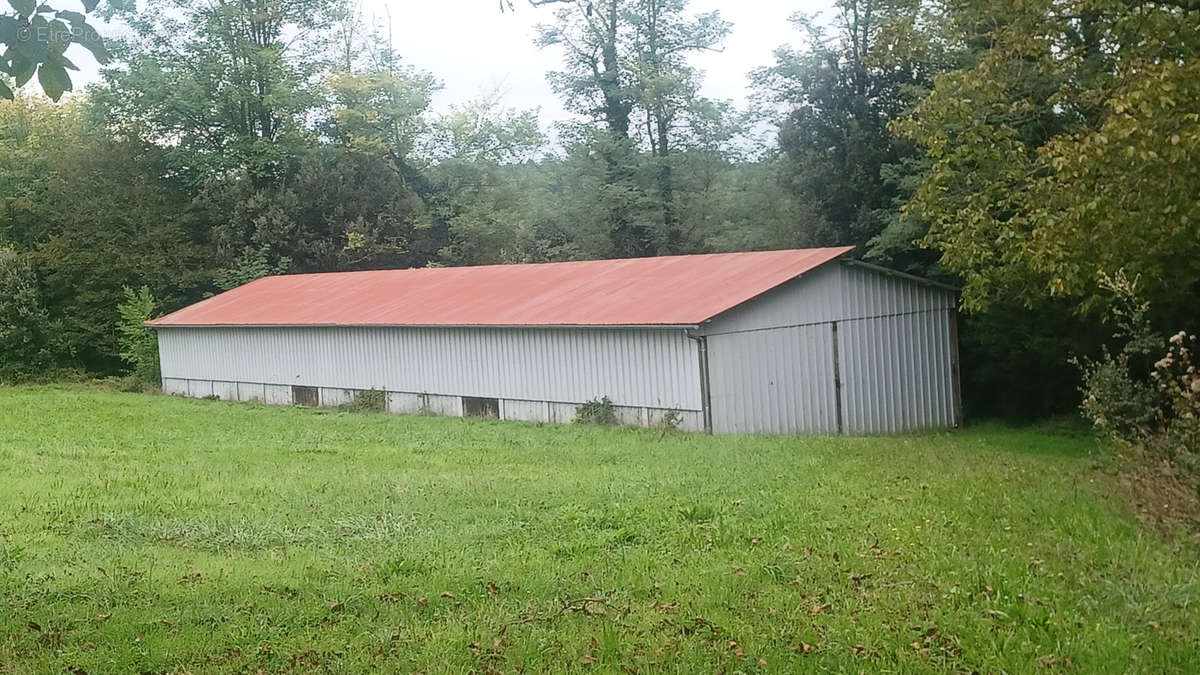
340, 388, 388, 414
0, 246, 65, 381
1073, 272, 1200, 529
115, 285, 160, 386
658, 409, 683, 432
0, 387, 1196, 672
574, 395, 617, 426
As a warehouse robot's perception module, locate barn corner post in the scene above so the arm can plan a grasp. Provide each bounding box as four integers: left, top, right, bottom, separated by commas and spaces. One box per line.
686, 328, 713, 434
949, 309, 964, 428
830, 320, 844, 435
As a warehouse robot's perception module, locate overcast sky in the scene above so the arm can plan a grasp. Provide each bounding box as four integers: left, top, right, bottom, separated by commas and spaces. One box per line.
368, 0, 833, 123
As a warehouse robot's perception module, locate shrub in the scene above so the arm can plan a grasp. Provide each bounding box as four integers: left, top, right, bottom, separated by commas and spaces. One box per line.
116, 286, 161, 385
0, 246, 66, 381
574, 396, 617, 426
1148, 332, 1200, 470
1072, 271, 1162, 440
1074, 272, 1199, 473
342, 389, 388, 414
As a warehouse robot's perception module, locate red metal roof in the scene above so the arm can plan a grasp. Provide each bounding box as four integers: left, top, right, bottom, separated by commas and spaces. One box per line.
148, 247, 854, 328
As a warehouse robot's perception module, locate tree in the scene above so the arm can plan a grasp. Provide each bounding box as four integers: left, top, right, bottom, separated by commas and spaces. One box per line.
0, 96, 209, 372
754, 0, 951, 252
94, 0, 344, 184
0, 245, 64, 380
535, 0, 728, 256
0, 0, 107, 101
424, 95, 547, 266
627, 0, 728, 251
899, 0, 1200, 317
116, 285, 160, 384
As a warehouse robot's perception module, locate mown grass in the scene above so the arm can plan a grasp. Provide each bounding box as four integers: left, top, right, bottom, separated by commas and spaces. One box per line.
0, 386, 1196, 673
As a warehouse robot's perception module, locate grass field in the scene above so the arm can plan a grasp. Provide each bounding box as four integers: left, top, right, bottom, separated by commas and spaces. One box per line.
0, 386, 1197, 673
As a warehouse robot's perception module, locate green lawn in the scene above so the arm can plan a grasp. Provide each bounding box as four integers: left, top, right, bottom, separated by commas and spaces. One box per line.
0, 386, 1196, 673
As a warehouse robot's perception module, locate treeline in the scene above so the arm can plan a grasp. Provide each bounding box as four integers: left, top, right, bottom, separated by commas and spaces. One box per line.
1, 0, 1198, 422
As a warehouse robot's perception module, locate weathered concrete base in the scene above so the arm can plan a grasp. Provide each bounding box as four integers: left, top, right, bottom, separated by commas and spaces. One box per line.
161, 378, 704, 432
319, 387, 354, 408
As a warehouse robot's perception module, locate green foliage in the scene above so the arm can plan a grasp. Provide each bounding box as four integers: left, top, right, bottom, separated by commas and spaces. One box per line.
754, 1, 951, 252
341, 388, 387, 414
214, 247, 291, 292
1074, 274, 1160, 437
322, 67, 439, 157
574, 395, 617, 426
657, 409, 682, 432
0, 1, 107, 102
899, 0, 1200, 316
536, 0, 731, 256
116, 285, 159, 385
0, 387, 1198, 671
95, 0, 343, 184
427, 96, 548, 266
202, 147, 433, 273
0, 246, 63, 380
1074, 272, 1200, 472
0, 97, 210, 372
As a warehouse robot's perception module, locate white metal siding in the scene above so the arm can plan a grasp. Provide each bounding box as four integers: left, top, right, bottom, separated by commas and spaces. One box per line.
702, 264, 845, 334
702, 262, 959, 435
839, 311, 957, 434
707, 324, 838, 435
837, 264, 956, 320
157, 326, 702, 411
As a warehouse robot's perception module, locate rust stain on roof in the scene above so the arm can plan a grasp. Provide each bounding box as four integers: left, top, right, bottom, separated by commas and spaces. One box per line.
148, 247, 854, 328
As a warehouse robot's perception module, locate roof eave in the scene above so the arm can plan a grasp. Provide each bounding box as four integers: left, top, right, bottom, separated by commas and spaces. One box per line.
840, 259, 962, 293
146, 322, 703, 331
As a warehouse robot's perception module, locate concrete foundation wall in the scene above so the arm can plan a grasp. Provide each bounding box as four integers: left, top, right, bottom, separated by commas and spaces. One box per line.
160, 379, 701, 431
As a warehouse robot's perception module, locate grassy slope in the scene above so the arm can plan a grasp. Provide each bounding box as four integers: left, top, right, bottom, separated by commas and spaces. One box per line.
0, 386, 1196, 673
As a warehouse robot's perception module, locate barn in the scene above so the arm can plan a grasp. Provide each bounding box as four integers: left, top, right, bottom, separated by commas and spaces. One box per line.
148, 247, 962, 435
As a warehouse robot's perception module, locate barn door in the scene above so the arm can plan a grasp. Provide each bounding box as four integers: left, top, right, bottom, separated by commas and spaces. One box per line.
836, 312, 958, 434
706, 324, 839, 435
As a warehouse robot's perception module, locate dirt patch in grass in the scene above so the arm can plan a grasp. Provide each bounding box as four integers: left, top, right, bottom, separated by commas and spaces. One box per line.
1108, 448, 1200, 541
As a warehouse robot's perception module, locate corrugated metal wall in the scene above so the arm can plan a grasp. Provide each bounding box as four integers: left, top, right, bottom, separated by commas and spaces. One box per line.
702, 262, 959, 435
157, 326, 703, 411
707, 324, 838, 435
838, 311, 956, 434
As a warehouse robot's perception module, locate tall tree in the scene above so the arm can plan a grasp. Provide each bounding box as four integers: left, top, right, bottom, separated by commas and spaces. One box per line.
537, 0, 645, 255
899, 0, 1200, 317
0, 245, 63, 380
754, 0, 951, 253
535, 0, 726, 256
94, 0, 344, 184
423, 95, 547, 266
0, 97, 208, 371
628, 0, 728, 251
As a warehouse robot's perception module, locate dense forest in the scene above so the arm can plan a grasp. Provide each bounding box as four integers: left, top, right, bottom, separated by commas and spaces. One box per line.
0, 0, 1198, 425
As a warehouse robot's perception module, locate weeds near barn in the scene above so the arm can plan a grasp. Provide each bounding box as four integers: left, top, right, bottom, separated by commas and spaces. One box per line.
0, 386, 1197, 672
340, 388, 388, 414
573, 395, 617, 425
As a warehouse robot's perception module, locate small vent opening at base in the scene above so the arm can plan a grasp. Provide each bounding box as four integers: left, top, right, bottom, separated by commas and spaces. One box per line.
463, 396, 500, 419
292, 385, 319, 407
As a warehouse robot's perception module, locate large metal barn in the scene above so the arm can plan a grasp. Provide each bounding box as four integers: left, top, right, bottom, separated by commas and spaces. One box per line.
149, 247, 962, 435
